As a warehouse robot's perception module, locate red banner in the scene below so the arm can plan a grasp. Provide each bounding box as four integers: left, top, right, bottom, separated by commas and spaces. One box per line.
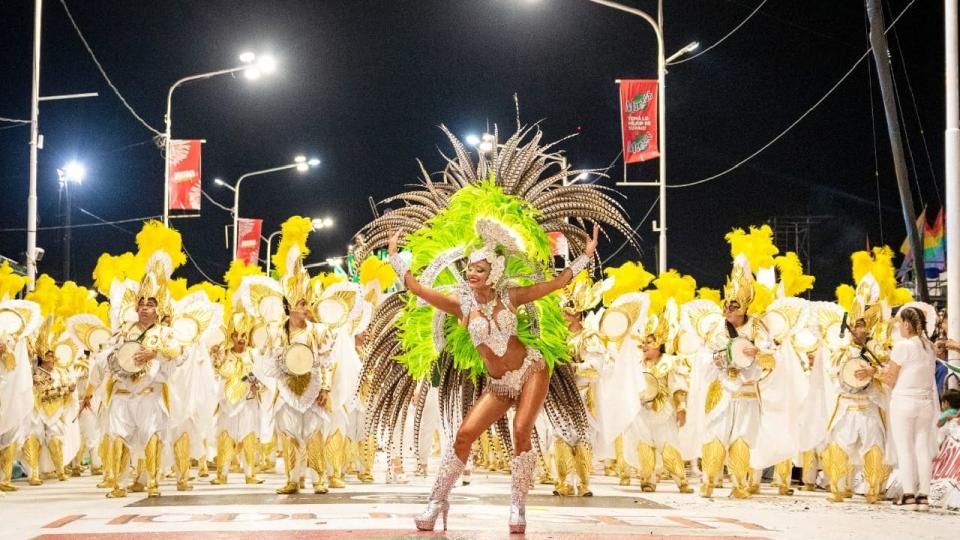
167, 139, 202, 211
236, 218, 263, 265
620, 80, 659, 163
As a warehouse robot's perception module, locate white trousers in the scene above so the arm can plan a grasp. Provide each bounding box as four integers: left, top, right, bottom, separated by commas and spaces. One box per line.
889, 394, 936, 495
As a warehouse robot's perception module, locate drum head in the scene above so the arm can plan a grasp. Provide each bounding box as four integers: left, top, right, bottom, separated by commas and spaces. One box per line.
792, 329, 819, 353
284, 343, 314, 375
87, 328, 111, 352
676, 331, 702, 356
763, 310, 789, 343
0, 309, 24, 337
840, 358, 871, 390
317, 298, 348, 327
172, 317, 200, 344
599, 309, 631, 341
116, 342, 143, 373
259, 296, 284, 323
251, 324, 270, 350
728, 337, 754, 369
638, 372, 660, 402
54, 342, 75, 367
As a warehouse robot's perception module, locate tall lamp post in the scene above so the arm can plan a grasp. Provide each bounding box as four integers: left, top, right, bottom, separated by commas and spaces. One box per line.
216, 156, 321, 260
586, 0, 696, 273
57, 161, 84, 281
163, 52, 277, 225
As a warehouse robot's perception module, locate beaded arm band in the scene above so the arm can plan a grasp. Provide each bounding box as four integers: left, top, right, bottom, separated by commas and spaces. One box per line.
566, 255, 590, 279
389, 253, 410, 290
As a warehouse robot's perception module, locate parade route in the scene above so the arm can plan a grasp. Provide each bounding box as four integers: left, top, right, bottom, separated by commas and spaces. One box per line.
4, 457, 959, 540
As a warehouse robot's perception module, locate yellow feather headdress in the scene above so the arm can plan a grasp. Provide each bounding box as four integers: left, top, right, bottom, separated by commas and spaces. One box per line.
836, 246, 911, 335
602, 261, 654, 306
272, 216, 313, 278
0, 261, 30, 301
560, 271, 608, 314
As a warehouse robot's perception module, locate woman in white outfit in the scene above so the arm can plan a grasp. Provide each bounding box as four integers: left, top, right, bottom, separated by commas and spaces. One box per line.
870, 306, 938, 510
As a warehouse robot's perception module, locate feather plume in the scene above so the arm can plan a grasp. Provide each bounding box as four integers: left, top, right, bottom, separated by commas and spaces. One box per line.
272, 216, 313, 277
0, 261, 30, 301
602, 261, 654, 305
725, 225, 779, 271
134, 220, 186, 270
774, 252, 815, 297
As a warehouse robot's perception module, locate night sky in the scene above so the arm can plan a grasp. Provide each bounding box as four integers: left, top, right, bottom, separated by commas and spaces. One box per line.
0, 0, 946, 298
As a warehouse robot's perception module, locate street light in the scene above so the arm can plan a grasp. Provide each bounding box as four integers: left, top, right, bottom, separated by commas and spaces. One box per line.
218, 156, 321, 260
163, 51, 278, 225
585, 0, 697, 273
312, 216, 335, 229
57, 161, 85, 281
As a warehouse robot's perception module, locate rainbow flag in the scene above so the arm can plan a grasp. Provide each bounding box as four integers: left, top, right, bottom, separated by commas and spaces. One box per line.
899, 208, 946, 277
924, 208, 945, 272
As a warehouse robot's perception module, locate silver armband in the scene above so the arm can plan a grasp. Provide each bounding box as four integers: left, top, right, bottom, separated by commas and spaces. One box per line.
567, 255, 590, 277
389, 254, 409, 288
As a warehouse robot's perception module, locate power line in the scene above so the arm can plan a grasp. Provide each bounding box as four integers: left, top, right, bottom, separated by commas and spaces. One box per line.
58, 0, 163, 137
0, 116, 30, 124
0, 213, 157, 232
669, 0, 918, 190
601, 196, 657, 266
181, 244, 225, 286
668, 0, 768, 66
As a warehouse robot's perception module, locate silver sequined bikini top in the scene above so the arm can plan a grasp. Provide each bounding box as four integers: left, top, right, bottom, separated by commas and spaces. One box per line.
462, 288, 518, 357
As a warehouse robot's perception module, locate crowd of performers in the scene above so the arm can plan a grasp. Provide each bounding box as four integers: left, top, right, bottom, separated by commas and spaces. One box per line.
0, 125, 953, 532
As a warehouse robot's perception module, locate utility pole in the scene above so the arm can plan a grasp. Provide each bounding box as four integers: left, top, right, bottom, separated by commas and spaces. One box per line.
865, 0, 929, 301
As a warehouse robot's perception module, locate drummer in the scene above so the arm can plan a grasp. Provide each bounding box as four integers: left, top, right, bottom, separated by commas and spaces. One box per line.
697, 257, 776, 499
82, 252, 182, 498
818, 276, 892, 504
209, 313, 264, 486
623, 308, 692, 494
256, 251, 334, 495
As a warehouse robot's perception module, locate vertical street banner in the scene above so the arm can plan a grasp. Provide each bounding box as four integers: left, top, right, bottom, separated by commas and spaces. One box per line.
236, 218, 263, 265
620, 79, 659, 163
167, 139, 203, 211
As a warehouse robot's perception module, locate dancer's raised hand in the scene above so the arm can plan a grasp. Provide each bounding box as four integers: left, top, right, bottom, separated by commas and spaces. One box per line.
584, 224, 599, 259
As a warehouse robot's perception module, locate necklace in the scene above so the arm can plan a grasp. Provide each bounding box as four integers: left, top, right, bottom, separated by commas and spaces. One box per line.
473, 291, 497, 320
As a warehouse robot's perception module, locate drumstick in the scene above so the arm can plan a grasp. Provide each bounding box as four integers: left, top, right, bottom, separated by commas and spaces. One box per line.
839, 312, 848, 338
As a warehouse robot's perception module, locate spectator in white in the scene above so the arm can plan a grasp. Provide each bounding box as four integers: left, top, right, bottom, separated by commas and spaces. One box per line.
867, 305, 939, 510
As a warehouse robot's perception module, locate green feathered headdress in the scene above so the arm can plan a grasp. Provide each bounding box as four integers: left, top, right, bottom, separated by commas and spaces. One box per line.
394, 179, 570, 380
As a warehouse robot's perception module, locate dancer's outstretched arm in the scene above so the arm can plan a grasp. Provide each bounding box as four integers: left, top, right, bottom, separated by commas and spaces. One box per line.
388, 230, 461, 316
510, 225, 598, 307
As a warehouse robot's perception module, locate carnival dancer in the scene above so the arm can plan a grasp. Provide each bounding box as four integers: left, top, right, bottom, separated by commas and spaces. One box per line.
0, 286, 42, 491
389, 215, 595, 531
208, 313, 264, 485
254, 231, 335, 495
23, 319, 78, 485
809, 248, 908, 503
688, 227, 806, 499
553, 271, 609, 497
354, 126, 634, 534
84, 253, 182, 498
623, 272, 696, 494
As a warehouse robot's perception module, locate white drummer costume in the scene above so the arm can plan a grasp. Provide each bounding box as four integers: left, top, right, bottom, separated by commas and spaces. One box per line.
0, 298, 41, 491
86, 253, 182, 498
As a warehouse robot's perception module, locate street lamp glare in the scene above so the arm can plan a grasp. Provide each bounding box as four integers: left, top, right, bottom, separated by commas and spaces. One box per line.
244, 68, 262, 80
465, 134, 481, 146
257, 55, 277, 74
312, 218, 325, 229
63, 161, 85, 183
478, 141, 494, 153
307, 158, 321, 167
685, 41, 700, 53
239, 51, 256, 64
294, 155, 307, 163
323, 217, 334, 227
296, 163, 309, 172
576, 172, 589, 181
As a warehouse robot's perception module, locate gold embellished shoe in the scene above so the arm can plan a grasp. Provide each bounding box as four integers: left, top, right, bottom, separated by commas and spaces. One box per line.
276, 482, 299, 495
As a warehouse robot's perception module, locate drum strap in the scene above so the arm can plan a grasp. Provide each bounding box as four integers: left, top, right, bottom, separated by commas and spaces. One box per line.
134, 323, 156, 344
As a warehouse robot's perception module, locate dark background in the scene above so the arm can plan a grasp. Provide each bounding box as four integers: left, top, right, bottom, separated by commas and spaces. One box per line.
0, 0, 945, 297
